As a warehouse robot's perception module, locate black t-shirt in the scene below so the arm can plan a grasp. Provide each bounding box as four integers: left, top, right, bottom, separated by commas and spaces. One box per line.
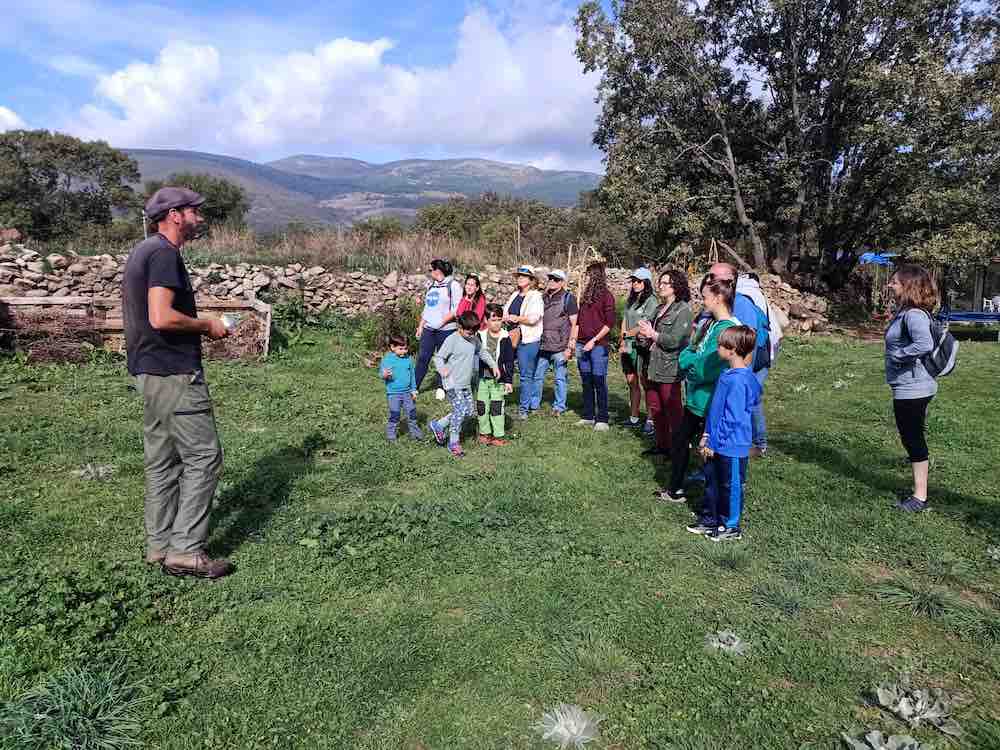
122, 234, 202, 376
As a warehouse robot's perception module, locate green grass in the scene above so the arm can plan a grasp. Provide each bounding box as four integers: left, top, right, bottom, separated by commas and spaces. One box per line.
2, 334, 1000, 749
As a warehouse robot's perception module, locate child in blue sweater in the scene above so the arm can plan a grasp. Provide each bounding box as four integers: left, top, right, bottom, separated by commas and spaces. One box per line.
379, 335, 423, 441
688, 326, 762, 541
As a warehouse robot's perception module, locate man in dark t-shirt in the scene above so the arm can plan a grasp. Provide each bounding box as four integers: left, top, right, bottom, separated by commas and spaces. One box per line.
123, 187, 233, 580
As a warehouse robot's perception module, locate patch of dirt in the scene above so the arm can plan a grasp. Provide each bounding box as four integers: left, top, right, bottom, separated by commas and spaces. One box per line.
768, 678, 797, 690
959, 589, 992, 609
862, 645, 906, 659
830, 596, 855, 612
444, 607, 466, 619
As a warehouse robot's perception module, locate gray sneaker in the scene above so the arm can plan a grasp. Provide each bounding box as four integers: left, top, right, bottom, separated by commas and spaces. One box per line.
576, 419, 596, 427
594, 422, 610, 432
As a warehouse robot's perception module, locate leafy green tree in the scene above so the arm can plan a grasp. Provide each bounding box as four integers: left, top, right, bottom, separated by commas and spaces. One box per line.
144, 172, 250, 228
352, 215, 405, 244
0, 130, 140, 240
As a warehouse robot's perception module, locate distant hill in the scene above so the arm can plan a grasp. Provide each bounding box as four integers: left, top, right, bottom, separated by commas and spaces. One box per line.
125, 149, 601, 232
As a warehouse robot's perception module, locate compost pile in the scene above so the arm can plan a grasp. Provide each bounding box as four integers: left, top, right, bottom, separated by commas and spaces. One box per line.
202, 314, 268, 360
0, 308, 104, 363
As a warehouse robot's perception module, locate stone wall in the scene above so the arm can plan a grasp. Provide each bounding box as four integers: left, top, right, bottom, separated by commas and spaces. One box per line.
0, 243, 831, 332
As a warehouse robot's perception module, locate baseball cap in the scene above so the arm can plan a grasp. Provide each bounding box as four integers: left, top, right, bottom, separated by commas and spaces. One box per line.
629, 267, 653, 282
145, 187, 206, 222
515, 265, 536, 277
547, 269, 567, 281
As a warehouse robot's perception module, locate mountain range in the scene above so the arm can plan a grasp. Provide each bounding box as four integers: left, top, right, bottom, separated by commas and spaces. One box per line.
125, 149, 602, 231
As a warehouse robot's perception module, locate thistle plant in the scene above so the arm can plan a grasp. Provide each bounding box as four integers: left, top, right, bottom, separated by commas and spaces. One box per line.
841, 730, 928, 750
875, 681, 962, 736
987, 545, 1000, 563
535, 703, 603, 749
704, 630, 748, 656
71, 463, 115, 481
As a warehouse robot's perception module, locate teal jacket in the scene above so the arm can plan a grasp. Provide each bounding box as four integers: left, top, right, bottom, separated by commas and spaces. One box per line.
679, 317, 738, 416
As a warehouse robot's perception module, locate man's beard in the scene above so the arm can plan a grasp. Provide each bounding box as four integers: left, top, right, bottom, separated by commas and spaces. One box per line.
181, 220, 206, 242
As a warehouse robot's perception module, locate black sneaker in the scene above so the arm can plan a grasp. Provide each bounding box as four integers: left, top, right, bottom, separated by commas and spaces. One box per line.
895, 496, 929, 513
641, 446, 668, 456
659, 488, 686, 503
707, 526, 742, 542
620, 417, 642, 428
686, 520, 716, 535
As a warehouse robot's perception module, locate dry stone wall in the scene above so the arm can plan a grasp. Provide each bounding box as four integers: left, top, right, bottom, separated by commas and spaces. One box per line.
0, 243, 831, 332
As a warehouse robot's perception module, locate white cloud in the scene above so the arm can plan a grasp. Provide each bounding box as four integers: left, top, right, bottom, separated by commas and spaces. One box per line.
0, 107, 26, 131
48, 54, 105, 79
65, 5, 602, 170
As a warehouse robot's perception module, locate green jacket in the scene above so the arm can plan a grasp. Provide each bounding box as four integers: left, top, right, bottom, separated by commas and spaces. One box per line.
646, 301, 693, 384
679, 316, 738, 416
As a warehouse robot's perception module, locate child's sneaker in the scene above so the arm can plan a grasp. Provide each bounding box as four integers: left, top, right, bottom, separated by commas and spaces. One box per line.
489, 437, 509, 447
430, 423, 447, 446
685, 519, 716, 535
895, 496, 928, 513
478, 435, 492, 446
707, 526, 742, 542
449, 445, 465, 458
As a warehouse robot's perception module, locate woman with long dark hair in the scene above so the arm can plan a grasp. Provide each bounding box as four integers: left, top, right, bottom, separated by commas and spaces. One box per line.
456, 274, 487, 330
638, 270, 693, 456
575, 261, 617, 431
619, 268, 659, 429
885, 264, 940, 512
660, 274, 739, 505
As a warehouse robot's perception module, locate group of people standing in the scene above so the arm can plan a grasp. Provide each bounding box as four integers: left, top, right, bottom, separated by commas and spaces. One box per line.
122, 186, 949, 577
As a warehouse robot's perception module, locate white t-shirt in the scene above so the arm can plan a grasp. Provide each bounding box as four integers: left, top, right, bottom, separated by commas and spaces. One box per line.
503, 289, 545, 344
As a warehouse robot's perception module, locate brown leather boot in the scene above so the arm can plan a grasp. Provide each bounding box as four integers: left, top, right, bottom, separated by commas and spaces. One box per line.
163, 551, 235, 579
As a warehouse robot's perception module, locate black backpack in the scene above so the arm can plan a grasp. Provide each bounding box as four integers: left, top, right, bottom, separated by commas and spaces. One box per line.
901, 309, 958, 378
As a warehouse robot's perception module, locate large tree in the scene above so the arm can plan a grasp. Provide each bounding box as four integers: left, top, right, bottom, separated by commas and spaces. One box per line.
576, 0, 997, 275
0, 130, 140, 241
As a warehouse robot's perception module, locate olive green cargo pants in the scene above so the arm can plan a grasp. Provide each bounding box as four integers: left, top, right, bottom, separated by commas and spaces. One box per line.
135, 371, 223, 555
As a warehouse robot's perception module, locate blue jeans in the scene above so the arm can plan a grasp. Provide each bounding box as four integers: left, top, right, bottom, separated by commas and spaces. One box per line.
531, 350, 569, 412
516, 340, 540, 414
415, 327, 454, 389
702, 454, 748, 528
752, 368, 768, 450
576, 343, 609, 423
386, 393, 422, 440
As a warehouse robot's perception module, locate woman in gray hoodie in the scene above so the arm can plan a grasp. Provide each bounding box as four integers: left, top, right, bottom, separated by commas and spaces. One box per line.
884, 264, 939, 512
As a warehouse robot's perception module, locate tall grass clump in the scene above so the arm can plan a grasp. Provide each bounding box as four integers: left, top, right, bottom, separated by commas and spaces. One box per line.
0, 661, 150, 750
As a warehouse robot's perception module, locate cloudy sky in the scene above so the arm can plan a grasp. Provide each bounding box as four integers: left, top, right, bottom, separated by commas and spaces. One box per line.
1, 0, 606, 172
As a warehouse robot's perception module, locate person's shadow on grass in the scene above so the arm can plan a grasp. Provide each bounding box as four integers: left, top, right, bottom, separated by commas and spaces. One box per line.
208, 431, 327, 557
770, 433, 999, 536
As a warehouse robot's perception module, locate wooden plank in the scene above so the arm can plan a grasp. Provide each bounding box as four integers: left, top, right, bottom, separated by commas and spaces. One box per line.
0, 297, 95, 305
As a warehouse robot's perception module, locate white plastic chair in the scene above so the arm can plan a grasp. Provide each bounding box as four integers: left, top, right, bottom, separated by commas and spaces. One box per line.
985, 298, 996, 313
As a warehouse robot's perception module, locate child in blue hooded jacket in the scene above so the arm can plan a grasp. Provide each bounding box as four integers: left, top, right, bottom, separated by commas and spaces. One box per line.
688, 325, 762, 542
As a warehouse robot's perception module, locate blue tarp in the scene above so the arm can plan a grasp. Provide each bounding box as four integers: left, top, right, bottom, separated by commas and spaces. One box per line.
857, 252, 899, 266
938, 310, 1000, 324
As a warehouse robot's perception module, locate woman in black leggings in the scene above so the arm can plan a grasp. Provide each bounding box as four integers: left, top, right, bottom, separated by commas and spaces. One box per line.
884, 264, 939, 512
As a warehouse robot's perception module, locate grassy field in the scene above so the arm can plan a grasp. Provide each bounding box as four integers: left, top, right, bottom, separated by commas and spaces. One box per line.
2, 329, 999, 749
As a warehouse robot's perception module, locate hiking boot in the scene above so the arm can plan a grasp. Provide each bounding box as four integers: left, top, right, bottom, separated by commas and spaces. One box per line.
478, 435, 493, 446
163, 551, 234, 580
594, 422, 610, 432
576, 419, 596, 427
145, 549, 167, 566
489, 437, 509, 447
707, 526, 743, 542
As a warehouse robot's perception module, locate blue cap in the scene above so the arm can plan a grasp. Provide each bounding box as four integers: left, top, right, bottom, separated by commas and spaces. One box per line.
630, 267, 652, 282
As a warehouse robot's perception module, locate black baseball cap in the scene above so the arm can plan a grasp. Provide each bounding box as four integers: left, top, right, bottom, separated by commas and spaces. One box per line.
145, 187, 206, 222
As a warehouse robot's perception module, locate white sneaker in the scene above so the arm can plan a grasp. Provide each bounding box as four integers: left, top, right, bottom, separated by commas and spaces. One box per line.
594, 422, 610, 432
576, 419, 596, 427
435, 388, 446, 401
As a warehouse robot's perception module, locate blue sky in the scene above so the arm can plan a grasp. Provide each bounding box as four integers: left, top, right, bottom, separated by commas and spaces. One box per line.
1, 0, 604, 171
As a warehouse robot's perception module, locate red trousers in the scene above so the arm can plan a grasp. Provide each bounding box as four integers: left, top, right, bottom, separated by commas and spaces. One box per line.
645, 379, 683, 450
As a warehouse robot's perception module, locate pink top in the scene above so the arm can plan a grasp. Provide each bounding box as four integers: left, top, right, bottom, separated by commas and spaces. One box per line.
456, 295, 488, 329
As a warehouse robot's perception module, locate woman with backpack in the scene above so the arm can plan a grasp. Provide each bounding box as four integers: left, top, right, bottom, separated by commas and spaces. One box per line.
502, 265, 545, 420
885, 264, 942, 513
415, 258, 464, 397
619, 268, 660, 431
